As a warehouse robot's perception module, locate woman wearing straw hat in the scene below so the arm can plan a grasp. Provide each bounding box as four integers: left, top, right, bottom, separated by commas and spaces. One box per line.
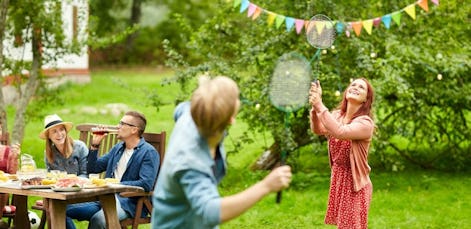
39, 114, 88, 177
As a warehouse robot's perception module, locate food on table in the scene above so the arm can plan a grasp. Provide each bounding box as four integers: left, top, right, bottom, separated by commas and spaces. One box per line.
41, 178, 57, 185
55, 177, 87, 188
21, 177, 43, 186
0, 173, 8, 182
7, 174, 18, 181
104, 178, 119, 184
88, 177, 119, 187
91, 178, 107, 187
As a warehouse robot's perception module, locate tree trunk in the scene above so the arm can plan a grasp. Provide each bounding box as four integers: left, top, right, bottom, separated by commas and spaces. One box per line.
11, 25, 41, 144
125, 0, 142, 53
251, 113, 317, 170
0, 0, 10, 136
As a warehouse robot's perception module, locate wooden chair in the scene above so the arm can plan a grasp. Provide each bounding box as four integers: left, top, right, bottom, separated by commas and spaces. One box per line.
32, 123, 166, 229
119, 131, 166, 229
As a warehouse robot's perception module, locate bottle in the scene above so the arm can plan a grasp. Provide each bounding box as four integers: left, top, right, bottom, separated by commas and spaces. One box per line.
91, 127, 118, 135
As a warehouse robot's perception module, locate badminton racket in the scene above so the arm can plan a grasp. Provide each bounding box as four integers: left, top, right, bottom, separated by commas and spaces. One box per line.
269, 52, 311, 203
306, 14, 336, 80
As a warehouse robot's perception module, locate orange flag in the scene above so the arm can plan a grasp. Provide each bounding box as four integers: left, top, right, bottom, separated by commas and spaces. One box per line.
252, 7, 262, 20
352, 21, 362, 36
418, 0, 429, 12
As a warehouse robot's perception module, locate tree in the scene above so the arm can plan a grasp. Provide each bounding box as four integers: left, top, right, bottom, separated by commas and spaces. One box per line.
0, 0, 87, 144
161, 0, 471, 171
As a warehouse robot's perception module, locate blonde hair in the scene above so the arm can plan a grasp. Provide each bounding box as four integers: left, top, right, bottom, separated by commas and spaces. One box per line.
191, 76, 240, 139
45, 126, 74, 164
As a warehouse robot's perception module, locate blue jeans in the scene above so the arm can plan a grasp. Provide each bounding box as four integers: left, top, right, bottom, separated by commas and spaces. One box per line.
66, 195, 130, 229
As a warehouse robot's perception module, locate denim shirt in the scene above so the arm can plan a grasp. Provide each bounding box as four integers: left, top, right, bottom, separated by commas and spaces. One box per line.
45, 140, 88, 177
152, 102, 227, 229
87, 137, 159, 218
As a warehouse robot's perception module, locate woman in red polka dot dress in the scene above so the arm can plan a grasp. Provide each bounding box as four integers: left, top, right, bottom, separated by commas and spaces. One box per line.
309, 78, 375, 229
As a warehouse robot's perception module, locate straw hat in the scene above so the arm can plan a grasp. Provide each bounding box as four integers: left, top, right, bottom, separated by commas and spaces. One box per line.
39, 114, 73, 139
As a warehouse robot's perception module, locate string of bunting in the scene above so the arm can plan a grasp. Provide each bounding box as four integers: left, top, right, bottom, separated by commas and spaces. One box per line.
233, 0, 439, 37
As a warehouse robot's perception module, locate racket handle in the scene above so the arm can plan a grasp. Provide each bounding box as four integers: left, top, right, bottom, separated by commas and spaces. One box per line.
276, 191, 282, 204
276, 151, 287, 204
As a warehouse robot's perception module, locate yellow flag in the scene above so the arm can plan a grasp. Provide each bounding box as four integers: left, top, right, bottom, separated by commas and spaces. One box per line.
316, 21, 326, 35
267, 12, 276, 27
404, 4, 416, 20
363, 20, 373, 35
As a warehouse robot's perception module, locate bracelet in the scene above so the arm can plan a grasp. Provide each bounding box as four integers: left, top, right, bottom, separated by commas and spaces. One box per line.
91, 144, 100, 148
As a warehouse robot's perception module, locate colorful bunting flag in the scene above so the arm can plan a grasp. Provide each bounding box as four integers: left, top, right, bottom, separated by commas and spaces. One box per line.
382, 15, 392, 29
295, 19, 304, 34
252, 7, 262, 20
267, 12, 276, 27
248, 3, 257, 17
285, 17, 295, 32
418, 0, 429, 12
236, 0, 438, 38
275, 15, 286, 29
352, 22, 363, 36
363, 19, 373, 35
404, 4, 416, 20
373, 17, 381, 28
240, 0, 249, 13
335, 22, 345, 34
233, 0, 242, 8
391, 11, 402, 26
316, 21, 326, 35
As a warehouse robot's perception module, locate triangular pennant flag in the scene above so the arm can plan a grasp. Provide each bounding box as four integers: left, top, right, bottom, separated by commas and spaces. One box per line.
252, 7, 262, 20
233, 0, 242, 8
316, 21, 326, 35
335, 21, 344, 34
391, 11, 402, 25
382, 14, 392, 29
373, 17, 381, 28
352, 21, 363, 36
285, 17, 295, 32
346, 23, 352, 37
418, 0, 429, 12
431, 0, 439, 6
404, 4, 416, 20
362, 19, 373, 35
275, 15, 286, 29
304, 21, 311, 33
240, 0, 249, 13
247, 3, 257, 17
325, 21, 333, 29
295, 19, 304, 34
267, 12, 276, 27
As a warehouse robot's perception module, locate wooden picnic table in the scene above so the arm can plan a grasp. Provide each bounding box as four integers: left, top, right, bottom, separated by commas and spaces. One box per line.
0, 182, 143, 229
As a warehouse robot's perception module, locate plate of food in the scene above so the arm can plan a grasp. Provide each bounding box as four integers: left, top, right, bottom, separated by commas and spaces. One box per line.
51, 185, 82, 192
20, 177, 53, 189
51, 177, 86, 192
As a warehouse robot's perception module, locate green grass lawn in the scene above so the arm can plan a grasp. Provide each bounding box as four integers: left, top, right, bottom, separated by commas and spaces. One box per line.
7, 68, 470, 228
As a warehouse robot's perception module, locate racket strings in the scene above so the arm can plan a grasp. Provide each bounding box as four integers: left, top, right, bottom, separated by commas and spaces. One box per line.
306, 14, 336, 49
269, 53, 312, 112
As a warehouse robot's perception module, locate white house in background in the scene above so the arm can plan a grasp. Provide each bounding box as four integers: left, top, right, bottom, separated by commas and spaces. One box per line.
2, 0, 89, 87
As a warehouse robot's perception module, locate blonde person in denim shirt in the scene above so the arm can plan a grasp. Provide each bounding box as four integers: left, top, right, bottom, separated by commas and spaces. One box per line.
152, 76, 292, 229
39, 114, 88, 177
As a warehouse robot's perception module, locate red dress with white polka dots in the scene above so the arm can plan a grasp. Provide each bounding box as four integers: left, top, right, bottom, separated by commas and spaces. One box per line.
324, 137, 372, 229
